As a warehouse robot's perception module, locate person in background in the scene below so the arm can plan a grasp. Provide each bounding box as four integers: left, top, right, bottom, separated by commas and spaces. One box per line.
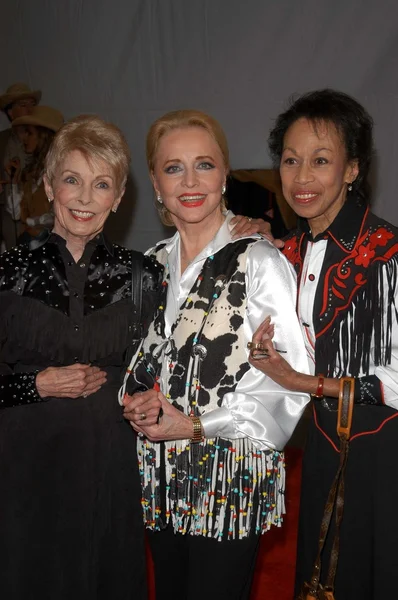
0, 114, 162, 599
6, 105, 64, 243
122, 109, 310, 600
0, 82, 41, 249
251, 89, 398, 599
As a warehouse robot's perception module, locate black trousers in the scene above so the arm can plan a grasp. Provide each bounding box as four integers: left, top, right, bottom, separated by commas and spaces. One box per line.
147, 524, 261, 600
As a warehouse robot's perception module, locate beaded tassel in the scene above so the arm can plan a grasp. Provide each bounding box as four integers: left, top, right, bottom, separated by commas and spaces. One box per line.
140, 435, 285, 540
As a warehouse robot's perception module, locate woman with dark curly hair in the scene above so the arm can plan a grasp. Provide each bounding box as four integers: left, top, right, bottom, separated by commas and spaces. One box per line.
250, 89, 398, 599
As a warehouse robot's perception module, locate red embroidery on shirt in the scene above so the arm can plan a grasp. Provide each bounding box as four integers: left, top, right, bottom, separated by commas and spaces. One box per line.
316, 219, 398, 337
369, 227, 394, 248
283, 210, 398, 340
355, 243, 375, 268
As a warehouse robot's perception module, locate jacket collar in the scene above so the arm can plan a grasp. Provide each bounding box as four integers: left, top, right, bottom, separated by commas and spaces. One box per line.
28, 229, 115, 256
297, 198, 368, 253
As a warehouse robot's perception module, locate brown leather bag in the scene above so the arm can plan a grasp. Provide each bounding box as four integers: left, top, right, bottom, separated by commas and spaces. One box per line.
297, 378, 355, 600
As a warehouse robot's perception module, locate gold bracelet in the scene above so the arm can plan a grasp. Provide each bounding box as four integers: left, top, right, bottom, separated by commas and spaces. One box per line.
190, 416, 204, 443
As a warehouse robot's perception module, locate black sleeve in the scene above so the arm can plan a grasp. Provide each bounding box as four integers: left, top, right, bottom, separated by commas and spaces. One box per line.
0, 371, 44, 409
0, 247, 47, 409
0, 294, 44, 410
354, 375, 384, 405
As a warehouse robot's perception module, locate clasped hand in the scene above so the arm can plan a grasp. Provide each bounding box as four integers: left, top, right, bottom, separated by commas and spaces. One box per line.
122, 389, 193, 442
35, 364, 107, 399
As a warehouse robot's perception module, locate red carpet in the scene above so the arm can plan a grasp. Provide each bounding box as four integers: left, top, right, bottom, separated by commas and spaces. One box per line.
250, 447, 302, 599
147, 447, 302, 600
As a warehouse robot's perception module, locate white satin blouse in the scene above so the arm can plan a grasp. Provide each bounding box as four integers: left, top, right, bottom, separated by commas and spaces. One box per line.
148, 212, 310, 451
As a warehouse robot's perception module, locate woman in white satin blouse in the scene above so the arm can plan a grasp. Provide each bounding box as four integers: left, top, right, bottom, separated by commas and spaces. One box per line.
122, 109, 309, 600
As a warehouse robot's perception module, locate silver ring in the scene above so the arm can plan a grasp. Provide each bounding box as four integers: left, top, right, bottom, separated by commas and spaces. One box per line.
83, 393, 88, 398
140, 412, 147, 421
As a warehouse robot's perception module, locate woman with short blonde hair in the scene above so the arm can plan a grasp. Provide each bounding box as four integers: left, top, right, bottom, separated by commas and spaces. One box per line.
0, 114, 161, 599
45, 114, 130, 193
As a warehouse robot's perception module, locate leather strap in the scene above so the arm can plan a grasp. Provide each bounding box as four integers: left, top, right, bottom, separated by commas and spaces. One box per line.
337, 377, 355, 439
130, 250, 143, 341
303, 377, 355, 599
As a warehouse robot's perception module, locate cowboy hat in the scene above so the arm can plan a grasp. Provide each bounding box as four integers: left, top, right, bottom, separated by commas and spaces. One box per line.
12, 105, 64, 133
0, 82, 42, 111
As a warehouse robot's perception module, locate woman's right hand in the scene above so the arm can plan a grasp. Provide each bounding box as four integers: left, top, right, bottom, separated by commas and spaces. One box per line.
248, 317, 301, 391
35, 364, 107, 399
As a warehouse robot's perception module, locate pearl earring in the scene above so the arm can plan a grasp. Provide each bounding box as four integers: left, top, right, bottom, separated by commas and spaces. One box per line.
112, 207, 117, 213
157, 194, 163, 204
222, 185, 226, 195
348, 184, 353, 192
48, 197, 53, 203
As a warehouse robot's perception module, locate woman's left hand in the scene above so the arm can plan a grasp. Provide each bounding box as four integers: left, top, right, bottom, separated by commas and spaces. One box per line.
122, 389, 163, 426
248, 317, 299, 391
123, 390, 193, 441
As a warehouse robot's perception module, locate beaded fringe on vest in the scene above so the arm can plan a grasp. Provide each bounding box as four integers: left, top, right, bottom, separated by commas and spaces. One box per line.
136, 239, 286, 540
138, 436, 285, 539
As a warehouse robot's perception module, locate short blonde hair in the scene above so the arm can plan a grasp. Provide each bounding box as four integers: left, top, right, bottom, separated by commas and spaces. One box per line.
146, 110, 229, 226
45, 115, 130, 194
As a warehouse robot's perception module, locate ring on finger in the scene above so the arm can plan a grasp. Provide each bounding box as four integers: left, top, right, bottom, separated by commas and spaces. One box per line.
250, 349, 270, 360
139, 412, 147, 421
83, 392, 88, 398
247, 341, 264, 351
245, 216, 252, 223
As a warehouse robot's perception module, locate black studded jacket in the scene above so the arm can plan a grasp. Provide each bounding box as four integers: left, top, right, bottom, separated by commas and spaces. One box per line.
0, 231, 163, 409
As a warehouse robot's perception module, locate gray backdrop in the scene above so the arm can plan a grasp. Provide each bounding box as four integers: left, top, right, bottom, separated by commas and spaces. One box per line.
2, 0, 398, 250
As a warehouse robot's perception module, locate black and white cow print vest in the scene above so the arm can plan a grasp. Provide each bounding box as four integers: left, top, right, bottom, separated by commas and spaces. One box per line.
136, 238, 285, 540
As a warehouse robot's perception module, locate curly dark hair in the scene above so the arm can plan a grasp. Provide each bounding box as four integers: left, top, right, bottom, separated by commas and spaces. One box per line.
268, 89, 374, 204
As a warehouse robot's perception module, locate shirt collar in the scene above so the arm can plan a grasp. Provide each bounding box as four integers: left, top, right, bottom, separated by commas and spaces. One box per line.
28, 229, 115, 256
297, 199, 368, 252
161, 211, 260, 263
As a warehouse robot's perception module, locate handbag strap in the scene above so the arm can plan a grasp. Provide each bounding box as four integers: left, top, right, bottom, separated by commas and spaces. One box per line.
130, 250, 143, 341
306, 378, 355, 597
324, 378, 354, 591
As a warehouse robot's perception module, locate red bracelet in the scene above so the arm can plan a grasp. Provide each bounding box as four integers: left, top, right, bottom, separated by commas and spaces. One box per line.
312, 374, 324, 398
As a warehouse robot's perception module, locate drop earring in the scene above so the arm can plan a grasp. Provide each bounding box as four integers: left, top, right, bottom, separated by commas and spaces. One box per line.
348, 184, 353, 192
157, 194, 163, 204
222, 184, 226, 195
